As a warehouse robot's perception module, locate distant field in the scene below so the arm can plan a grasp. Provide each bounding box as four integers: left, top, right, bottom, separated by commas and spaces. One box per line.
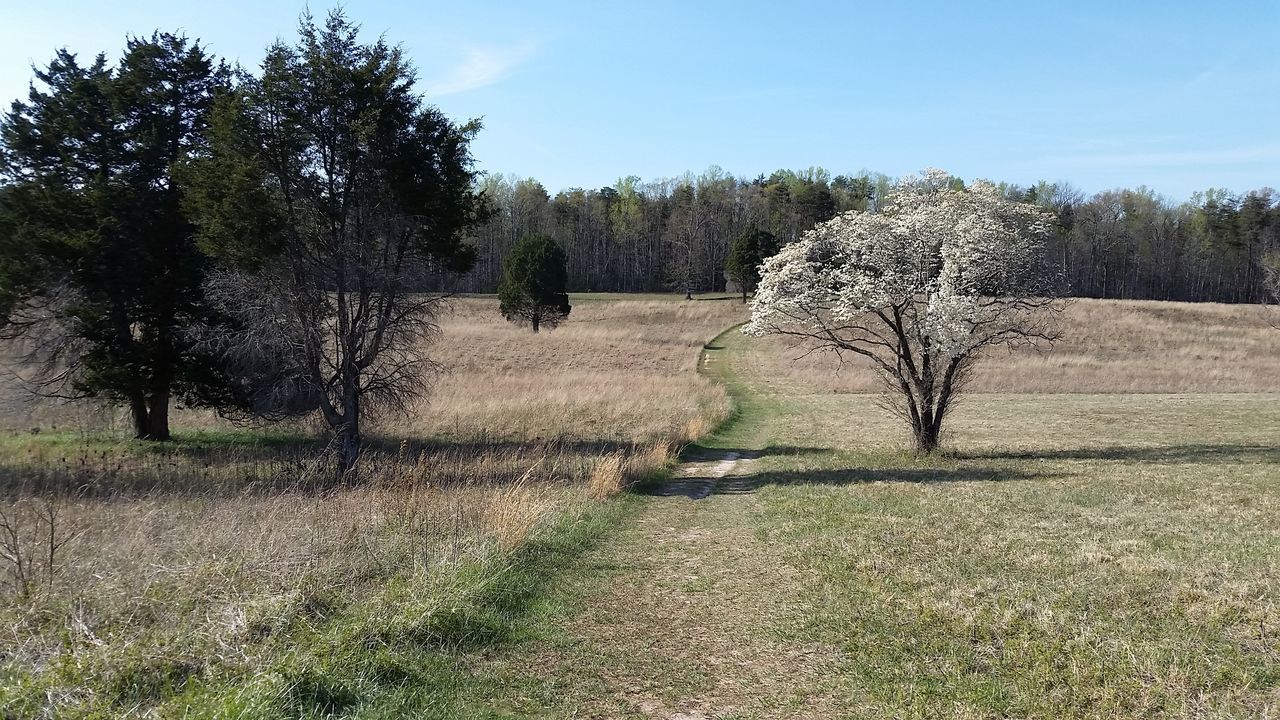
0, 296, 741, 718
755, 298, 1280, 394
421, 296, 743, 443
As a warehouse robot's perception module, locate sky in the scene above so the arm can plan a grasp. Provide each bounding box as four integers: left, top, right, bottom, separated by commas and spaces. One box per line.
2, 1, 1277, 200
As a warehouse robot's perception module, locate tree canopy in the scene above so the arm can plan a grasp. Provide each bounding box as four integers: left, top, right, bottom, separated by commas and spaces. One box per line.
725, 226, 778, 302
454, 171, 1278, 305
183, 10, 489, 475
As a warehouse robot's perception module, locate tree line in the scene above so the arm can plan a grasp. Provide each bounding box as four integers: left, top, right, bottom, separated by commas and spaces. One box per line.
458, 171, 1279, 304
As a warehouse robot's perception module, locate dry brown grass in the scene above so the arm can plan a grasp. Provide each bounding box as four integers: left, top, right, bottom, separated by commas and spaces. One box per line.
0, 294, 743, 717
754, 298, 1280, 394
409, 297, 743, 442
587, 453, 626, 501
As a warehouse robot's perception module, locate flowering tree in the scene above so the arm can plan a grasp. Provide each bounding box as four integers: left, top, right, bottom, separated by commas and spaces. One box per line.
744, 169, 1061, 452
1266, 253, 1280, 305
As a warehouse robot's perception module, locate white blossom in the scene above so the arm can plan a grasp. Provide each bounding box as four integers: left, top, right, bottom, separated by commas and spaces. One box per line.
744, 169, 1061, 451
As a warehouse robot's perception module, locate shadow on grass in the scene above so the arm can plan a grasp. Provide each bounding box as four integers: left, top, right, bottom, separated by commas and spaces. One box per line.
652, 441, 1277, 499
960, 443, 1280, 464
647, 461, 1052, 499
363, 435, 643, 458
649, 443, 1050, 498
4, 429, 642, 461
0, 430, 648, 498
711, 465, 1055, 494
678, 444, 827, 463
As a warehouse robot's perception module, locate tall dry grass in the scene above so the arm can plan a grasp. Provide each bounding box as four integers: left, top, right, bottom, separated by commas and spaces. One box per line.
409, 298, 742, 441
0, 295, 744, 716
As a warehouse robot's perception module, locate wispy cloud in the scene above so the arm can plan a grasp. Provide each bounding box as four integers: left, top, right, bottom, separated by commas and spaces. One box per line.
1062, 134, 1189, 153
1181, 57, 1235, 93
428, 43, 536, 97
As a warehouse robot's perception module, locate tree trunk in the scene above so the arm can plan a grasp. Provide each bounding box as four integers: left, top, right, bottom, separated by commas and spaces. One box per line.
336, 424, 360, 480
334, 391, 361, 481
531, 315, 540, 333
144, 388, 171, 441
913, 422, 941, 453
129, 392, 150, 440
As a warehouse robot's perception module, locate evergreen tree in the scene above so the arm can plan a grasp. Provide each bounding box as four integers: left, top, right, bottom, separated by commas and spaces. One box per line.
499, 234, 572, 332
725, 227, 778, 302
0, 35, 230, 440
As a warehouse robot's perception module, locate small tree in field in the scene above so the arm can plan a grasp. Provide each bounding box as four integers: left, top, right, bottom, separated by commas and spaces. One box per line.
499, 234, 571, 333
725, 226, 778, 302
745, 169, 1061, 452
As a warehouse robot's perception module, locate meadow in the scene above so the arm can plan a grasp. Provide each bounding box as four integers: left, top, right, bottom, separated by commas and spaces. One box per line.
750, 298, 1280, 395
0, 295, 1278, 719
463, 298, 1280, 719
0, 296, 741, 717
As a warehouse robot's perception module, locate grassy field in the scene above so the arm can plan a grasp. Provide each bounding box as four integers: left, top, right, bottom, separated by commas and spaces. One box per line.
755, 298, 1280, 394
1, 295, 1277, 718
477, 299, 1280, 719
736, 374, 1280, 716
0, 296, 742, 718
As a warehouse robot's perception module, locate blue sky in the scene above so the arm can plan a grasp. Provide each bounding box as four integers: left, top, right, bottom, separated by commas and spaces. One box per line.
2, 1, 1277, 199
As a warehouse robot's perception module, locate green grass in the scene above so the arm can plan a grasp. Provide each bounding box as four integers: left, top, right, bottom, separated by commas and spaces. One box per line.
709, 327, 1280, 718
681, 322, 783, 452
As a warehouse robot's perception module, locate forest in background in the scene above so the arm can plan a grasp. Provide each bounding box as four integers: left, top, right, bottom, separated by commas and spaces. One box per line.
460, 167, 1279, 303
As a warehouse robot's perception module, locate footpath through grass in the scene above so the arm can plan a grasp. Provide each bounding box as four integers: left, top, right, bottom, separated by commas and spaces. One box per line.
484, 322, 1280, 718
17, 315, 1273, 717
480, 323, 849, 718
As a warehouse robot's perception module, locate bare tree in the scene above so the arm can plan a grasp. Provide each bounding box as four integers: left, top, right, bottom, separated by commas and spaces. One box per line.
1266, 252, 1280, 305
0, 498, 73, 598
185, 12, 488, 476
745, 170, 1062, 452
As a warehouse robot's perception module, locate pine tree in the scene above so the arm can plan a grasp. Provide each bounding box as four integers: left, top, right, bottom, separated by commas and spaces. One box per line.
725, 227, 778, 302
0, 35, 231, 440
499, 234, 572, 332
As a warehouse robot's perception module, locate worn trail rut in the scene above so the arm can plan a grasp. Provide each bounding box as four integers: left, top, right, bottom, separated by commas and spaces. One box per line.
519, 328, 845, 719
649, 449, 749, 499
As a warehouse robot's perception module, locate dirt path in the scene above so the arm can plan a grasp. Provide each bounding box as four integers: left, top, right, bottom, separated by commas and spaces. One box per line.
548, 466, 843, 719
648, 449, 746, 499
522, 329, 846, 719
